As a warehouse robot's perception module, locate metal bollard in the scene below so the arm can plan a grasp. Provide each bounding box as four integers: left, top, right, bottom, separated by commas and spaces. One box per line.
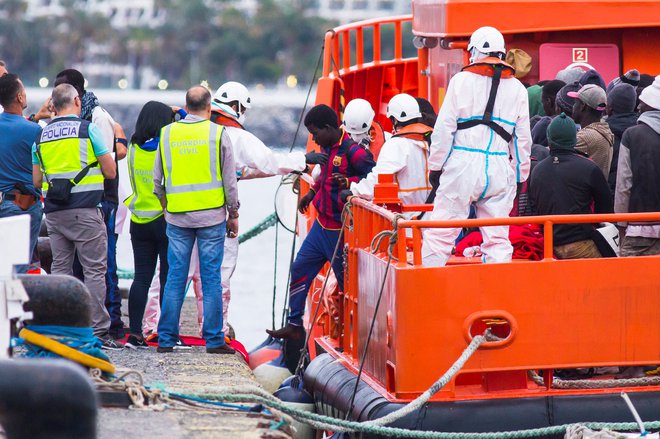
0, 359, 97, 439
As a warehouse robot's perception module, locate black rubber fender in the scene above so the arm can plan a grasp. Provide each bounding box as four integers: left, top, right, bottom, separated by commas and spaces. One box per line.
0, 359, 97, 439
18, 274, 92, 327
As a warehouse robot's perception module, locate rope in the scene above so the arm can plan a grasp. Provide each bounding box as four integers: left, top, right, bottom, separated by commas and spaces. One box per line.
368, 213, 405, 261
16, 327, 115, 374
191, 389, 660, 438
87, 368, 660, 438
364, 332, 492, 427
288, 43, 324, 154
564, 424, 642, 439
238, 213, 277, 244
117, 212, 279, 280
529, 371, 660, 390
90, 368, 166, 409
272, 221, 279, 331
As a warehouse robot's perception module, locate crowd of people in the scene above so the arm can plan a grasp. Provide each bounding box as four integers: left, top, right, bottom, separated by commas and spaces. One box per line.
0, 24, 658, 349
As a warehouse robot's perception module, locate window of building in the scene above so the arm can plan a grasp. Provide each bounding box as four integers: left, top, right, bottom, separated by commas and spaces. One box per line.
378, 0, 394, 10
353, 0, 368, 9
329, 0, 345, 10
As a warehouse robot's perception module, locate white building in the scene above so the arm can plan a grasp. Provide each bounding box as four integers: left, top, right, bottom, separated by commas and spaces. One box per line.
24, 0, 166, 28
22, 0, 410, 27
224, 0, 411, 23
309, 0, 411, 23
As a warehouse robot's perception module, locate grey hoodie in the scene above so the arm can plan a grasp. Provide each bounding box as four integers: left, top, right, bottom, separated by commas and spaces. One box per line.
614, 110, 660, 237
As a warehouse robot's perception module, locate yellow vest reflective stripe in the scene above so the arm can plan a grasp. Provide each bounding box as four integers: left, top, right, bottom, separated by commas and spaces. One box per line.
36, 118, 104, 209
124, 143, 163, 224
159, 120, 225, 213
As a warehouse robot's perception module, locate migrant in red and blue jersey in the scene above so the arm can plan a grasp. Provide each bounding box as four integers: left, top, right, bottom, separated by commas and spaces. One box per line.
311, 131, 375, 229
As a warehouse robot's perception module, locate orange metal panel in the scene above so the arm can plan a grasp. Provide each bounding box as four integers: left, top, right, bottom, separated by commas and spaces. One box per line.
413, 0, 660, 38
622, 27, 660, 75
389, 256, 660, 397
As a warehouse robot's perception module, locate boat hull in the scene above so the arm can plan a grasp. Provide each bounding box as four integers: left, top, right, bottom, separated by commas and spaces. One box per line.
305, 353, 660, 438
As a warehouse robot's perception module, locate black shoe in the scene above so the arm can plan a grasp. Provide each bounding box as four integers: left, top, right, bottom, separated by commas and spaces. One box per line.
100, 337, 123, 351
174, 338, 192, 350
266, 324, 305, 340
206, 344, 236, 355
125, 335, 149, 350
157, 346, 174, 353
109, 326, 127, 340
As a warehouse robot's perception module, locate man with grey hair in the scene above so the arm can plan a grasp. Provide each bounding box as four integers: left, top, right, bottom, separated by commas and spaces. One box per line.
32, 83, 120, 349
154, 85, 239, 354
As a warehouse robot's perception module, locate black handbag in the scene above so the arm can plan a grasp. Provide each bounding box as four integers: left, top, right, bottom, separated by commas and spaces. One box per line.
36, 146, 98, 204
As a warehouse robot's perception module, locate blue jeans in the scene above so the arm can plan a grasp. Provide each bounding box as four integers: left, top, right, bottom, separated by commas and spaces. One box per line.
0, 199, 43, 273
158, 222, 226, 348
288, 221, 344, 326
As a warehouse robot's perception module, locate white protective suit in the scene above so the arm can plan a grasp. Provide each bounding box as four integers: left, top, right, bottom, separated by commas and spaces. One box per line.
219, 125, 306, 333
421, 69, 532, 266
350, 135, 431, 217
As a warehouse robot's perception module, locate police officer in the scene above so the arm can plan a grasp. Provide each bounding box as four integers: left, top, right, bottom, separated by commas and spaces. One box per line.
123, 101, 173, 350
32, 83, 119, 349
154, 85, 239, 354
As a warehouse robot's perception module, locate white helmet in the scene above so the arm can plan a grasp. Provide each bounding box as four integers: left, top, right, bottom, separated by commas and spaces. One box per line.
386, 93, 421, 123
468, 26, 506, 56
343, 99, 375, 134
213, 81, 252, 109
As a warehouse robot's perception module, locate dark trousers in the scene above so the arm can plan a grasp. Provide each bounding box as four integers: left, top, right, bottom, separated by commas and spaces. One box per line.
128, 216, 169, 335
73, 201, 121, 335
288, 221, 344, 326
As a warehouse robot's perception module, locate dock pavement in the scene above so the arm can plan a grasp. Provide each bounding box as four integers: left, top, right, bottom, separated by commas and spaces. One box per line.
98, 298, 293, 439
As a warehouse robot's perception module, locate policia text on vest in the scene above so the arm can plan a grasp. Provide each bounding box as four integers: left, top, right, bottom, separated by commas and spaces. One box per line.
35, 117, 105, 211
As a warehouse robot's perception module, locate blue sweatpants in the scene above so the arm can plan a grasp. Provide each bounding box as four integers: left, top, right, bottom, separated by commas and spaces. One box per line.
288, 221, 344, 326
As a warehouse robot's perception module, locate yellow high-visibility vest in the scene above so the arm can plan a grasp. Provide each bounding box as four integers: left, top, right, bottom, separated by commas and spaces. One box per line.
159, 120, 225, 213
124, 143, 163, 224
36, 117, 104, 210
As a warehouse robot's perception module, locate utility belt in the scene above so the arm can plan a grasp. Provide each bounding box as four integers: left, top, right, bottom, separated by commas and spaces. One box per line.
0, 189, 38, 211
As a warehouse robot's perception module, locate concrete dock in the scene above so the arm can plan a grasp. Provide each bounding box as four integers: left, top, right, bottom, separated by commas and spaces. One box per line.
98, 299, 293, 439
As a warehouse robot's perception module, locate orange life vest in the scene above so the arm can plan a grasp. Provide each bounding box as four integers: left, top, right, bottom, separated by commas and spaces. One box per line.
456, 57, 516, 143
393, 123, 434, 144
211, 109, 245, 130
461, 57, 516, 78
368, 121, 386, 160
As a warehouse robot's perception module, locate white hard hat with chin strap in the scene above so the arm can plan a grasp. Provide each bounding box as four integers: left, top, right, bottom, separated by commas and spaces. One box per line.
214, 81, 252, 115
468, 26, 506, 63
386, 93, 421, 123
343, 99, 375, 135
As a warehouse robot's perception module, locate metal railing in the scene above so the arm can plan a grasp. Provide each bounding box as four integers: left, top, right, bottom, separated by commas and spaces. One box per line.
322, 15, 413, 78
348, 197, 660, 265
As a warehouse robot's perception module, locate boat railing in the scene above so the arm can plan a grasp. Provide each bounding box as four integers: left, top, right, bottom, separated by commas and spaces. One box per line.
322, 15, 413, 79
347, 193, 660, 266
